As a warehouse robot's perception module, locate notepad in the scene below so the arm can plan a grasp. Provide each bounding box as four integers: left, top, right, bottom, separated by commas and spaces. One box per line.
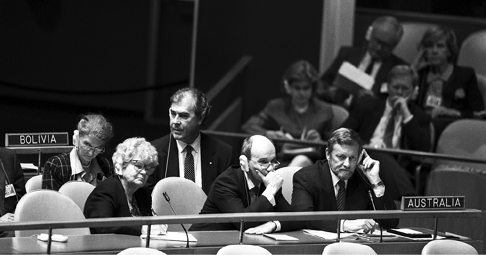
303, 229, 355, 240
387, 228, 432, 238
334, 62, 375, 95
140, 231, 197, 242
263, 234, 299, 241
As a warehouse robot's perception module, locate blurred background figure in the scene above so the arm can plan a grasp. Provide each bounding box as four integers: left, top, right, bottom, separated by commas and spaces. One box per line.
242, 60, 333, 168
413, 25, 484, 138
84, 137, 162, 236
42, 113, 114, 191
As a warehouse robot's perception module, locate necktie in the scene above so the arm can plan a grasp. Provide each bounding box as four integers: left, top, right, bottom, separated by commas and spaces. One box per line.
336, 180, 346, 211
365, 58, 375, 75
249, 186, 259, 205
184, 145, 195, 182
383, 110, 396, 148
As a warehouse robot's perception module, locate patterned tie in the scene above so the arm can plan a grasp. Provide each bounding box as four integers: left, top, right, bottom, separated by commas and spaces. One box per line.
383, 109, 396, 148
184, 145, 195, 182
336, 180, 346, 211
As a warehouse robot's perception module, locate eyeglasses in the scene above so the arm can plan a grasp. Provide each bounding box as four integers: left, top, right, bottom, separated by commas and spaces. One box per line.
80, 143, 105, 154
130, 160, 155, 175
250, 158, 280, 171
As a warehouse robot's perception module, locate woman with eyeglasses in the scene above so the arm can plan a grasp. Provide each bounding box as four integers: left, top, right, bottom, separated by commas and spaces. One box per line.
84, 137, 163, 235
42, 113, 114, 191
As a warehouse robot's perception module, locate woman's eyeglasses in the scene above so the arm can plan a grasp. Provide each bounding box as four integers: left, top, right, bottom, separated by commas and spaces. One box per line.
130, 160, 155, 175
80, 143, 105, 154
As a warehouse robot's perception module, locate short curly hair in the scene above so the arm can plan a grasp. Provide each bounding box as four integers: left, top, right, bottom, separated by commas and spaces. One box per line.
77, 113, 114, 143
112, 137, 158, 173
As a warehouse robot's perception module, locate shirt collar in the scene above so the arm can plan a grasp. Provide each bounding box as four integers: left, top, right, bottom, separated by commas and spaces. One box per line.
175, 133, 201, 153
69, 147, 103, 177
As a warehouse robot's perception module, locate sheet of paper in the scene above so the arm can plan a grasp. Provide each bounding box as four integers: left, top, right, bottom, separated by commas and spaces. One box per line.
263, 234, 299, 241
140, 231, 197, 242
337, 62, 375, 91
303, 229, 355, 240
21, 163, 38, 170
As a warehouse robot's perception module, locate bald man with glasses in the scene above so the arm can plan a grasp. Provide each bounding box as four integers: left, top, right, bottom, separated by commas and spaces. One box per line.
189, 135, 292, 232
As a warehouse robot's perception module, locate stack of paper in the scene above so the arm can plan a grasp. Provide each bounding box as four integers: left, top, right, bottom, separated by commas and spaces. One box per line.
303, 229, 355, 240
263, 234, 299, 241
334, 62, 375, 95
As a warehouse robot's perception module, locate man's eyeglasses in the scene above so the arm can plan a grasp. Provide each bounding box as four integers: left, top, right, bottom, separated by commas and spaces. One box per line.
130, 160, 155, 175
80, 143, 105, 154
250, 159, 280, 171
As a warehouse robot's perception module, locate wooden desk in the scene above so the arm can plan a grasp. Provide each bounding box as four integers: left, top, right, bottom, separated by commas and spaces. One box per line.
0, 230, 481, 255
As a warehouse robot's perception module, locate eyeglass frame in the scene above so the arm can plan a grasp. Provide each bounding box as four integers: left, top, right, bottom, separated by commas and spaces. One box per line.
129, 160, 155, 175
249, 158, 280, 171
79, 142, 105, 154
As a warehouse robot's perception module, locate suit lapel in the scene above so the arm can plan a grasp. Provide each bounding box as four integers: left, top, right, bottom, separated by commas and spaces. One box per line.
236, 167, 250, 207
165, 135, 180, 178
200, 134, 217, 192
322, 161, 338, 210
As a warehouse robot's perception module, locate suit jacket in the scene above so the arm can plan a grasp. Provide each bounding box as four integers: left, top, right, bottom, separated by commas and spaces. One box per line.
146, 132, 235, 194
189, 165, 292, 231
342, 97, 431, 152
288, 159, 398, 232
0, 148, 26, 217
320, 46, 407, 103
84, 175, 151, 236
417, 65, 484, 118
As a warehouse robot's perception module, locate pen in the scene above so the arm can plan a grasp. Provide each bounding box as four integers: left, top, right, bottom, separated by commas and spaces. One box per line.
301, 126, 307, 140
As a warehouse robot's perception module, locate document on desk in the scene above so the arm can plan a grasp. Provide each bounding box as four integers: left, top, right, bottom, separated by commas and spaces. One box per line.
303, 229, 355, 240
263, 234, 299, 241
140, 232, 197, 242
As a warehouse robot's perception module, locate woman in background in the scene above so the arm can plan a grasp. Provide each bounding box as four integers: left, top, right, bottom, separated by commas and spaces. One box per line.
242, 60, 333, 167
42, 113, 114, 191
84, 137, 161, 235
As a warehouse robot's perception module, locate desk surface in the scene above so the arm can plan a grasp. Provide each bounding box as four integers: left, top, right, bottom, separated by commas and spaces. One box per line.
0, 230, 482, 255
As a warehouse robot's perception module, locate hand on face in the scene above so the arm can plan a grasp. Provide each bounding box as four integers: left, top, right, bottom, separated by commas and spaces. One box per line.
257, 170, 283, 196
357, 150, 381, 184
389, 96, 412, 119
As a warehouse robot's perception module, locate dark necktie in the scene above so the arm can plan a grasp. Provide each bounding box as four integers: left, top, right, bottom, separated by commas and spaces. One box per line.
383, 110, 396, 148
337, 180, 346, 211
250, 186, 259, 205
365, 58, 375, 75
184, 145, 195, 182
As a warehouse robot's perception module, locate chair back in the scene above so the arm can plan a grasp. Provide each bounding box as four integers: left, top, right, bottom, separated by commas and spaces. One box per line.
14, 189, 90, 237
475, 74, 486, 109
329, 104, 349, 131
217, 244, 272, 255
434, 119, 486, 170
425, 167, 486, 210
393, 22, 433, 64
152, 177, 207, 231
322, 242, 377, 255
421, 239, 478, 255
25, 175, 42, 193
277, 166, 301, 203
118, 247, 167, 255
58, 181, 96, 212
457, 30, 486, 77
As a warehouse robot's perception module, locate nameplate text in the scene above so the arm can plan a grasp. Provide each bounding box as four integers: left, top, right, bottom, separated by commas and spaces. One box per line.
5, 132, 69, 147
401, 196, 465, 211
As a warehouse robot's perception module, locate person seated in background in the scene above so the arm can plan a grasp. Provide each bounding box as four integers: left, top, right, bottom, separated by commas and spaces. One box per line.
84, 137, 165, 236
413, 25, 484, 138
189, 135, 292, 233
342, 65, 430, 200
318, 16, 407, 108
0, 147, 26, 237
242, 60, 333, 168
146, 87, 235, 195
42, 113, 114, 191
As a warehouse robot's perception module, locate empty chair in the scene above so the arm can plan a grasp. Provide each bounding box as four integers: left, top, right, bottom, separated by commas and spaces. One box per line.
434, 119, 486, 170
322, 242, 377, 255
14, 189, 90, 237
277, 166, 301, 203
118, 247, 167, 255
152, 177, 207, 231
393, 22, 433, 64
217, 244, 272, 255
329, 104, 349, 131
25, 175, 42, 193
58, 181, 95, 212
457, 30, 486, 77
422, 239, 478, 255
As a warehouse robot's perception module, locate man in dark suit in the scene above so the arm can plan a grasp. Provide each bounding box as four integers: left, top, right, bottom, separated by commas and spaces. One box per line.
0, 147, 26, 237
342, 65, 431, 200
145, 87, 235, 194
318, 16, 407, 107
189, 135, 292, 233
290, 128, 398, 233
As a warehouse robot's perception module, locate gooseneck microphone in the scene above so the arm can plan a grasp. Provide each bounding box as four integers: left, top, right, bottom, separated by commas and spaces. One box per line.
163, 191, 190, 248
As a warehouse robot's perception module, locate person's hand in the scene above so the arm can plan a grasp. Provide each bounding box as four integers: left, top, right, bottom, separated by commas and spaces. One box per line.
357, 89, 375, 98
305, 129, 321, 141
0, 213, 14, 223
430, 106, 461, 118
343, 219, 378, 233
367, 141, 385, 149
142, 224, 168, 235
266, 130, 290, 140
258, 170, 283, 196
389, 96, 412, 120
245, 221, 277, 235
357, 150, 381, 184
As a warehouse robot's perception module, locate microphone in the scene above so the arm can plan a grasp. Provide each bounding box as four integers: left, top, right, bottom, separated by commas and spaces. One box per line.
163, 191, 190, 248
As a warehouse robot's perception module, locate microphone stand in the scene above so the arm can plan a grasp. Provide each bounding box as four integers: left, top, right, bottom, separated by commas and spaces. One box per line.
163, 192, 190, 248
